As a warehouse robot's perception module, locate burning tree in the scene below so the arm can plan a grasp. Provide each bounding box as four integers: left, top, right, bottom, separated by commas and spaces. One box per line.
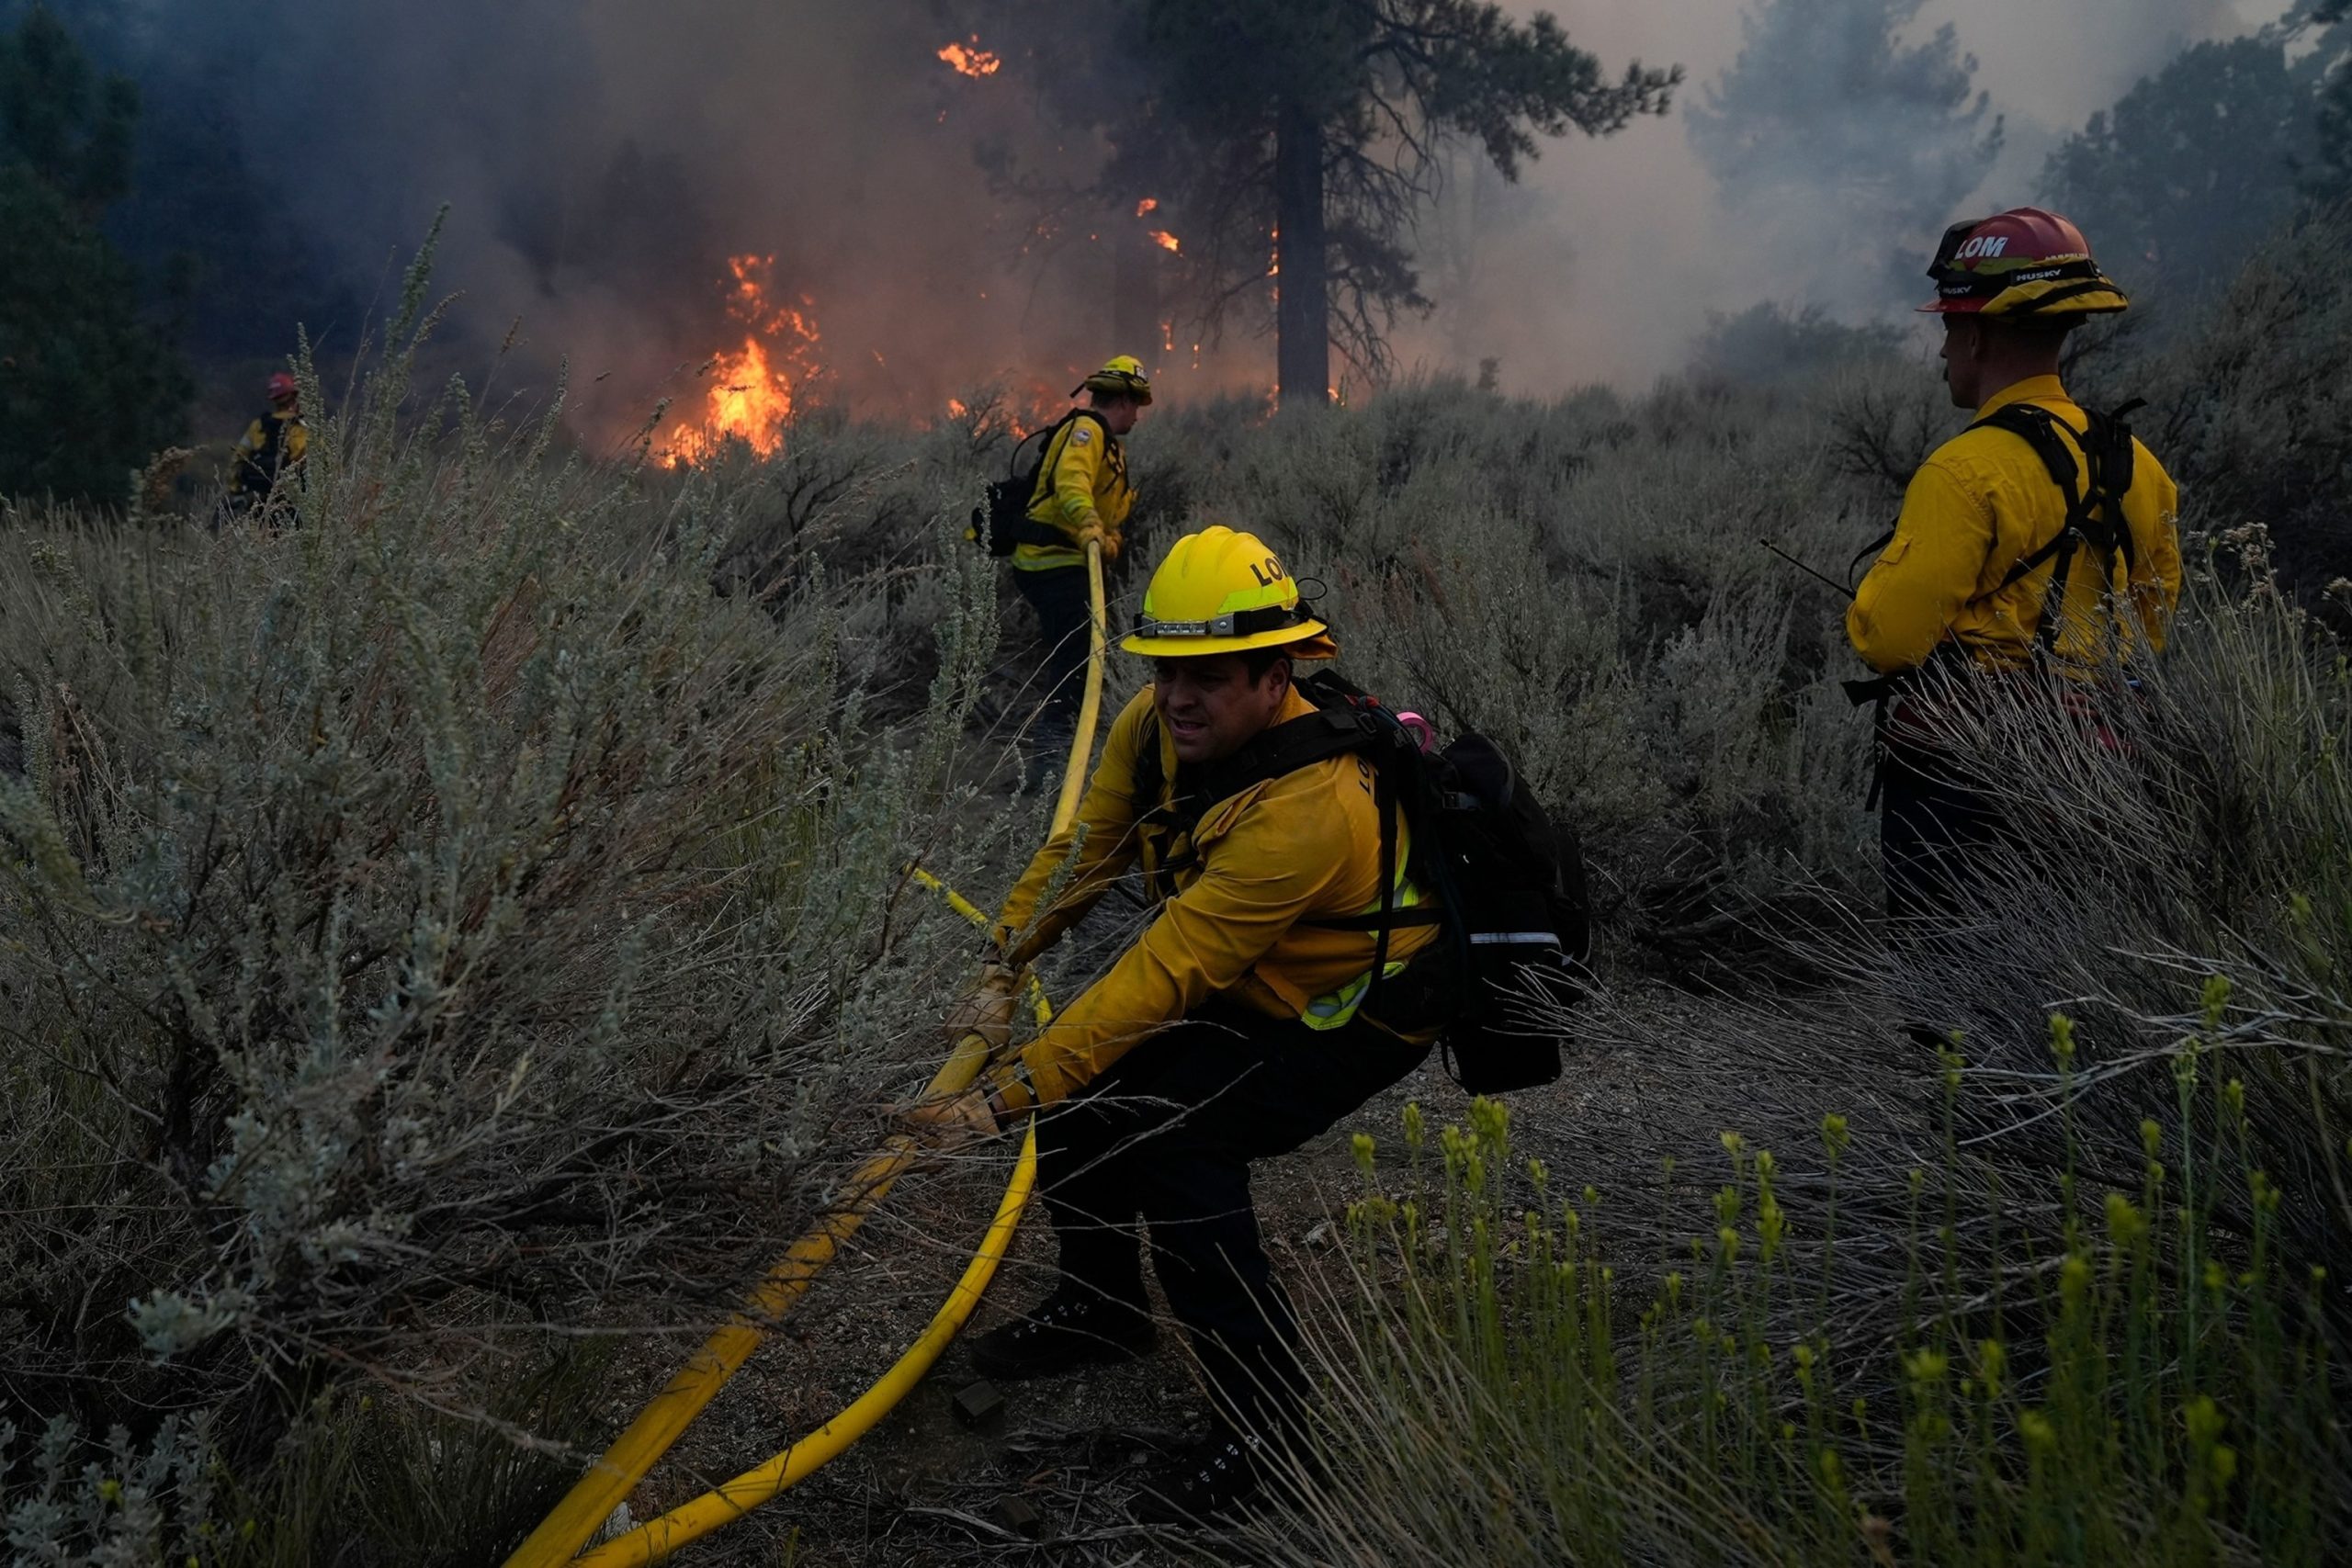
662, 254, 822, 465
951, 1, 1677, 404
1130, 2, 1679, 401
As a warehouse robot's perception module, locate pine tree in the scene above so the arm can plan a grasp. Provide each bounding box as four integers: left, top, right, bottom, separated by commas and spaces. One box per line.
0, 4, 189, 505
2043, 37, 2314, 301
1137, 2, 1679, 402
2305, 2, 2352, 204
967, 2, 1678, 403
1687, 0, 2002, 306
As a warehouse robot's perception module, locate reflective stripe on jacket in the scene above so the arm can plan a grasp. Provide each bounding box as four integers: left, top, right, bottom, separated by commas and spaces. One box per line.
986, 684, 1436, 1111
1848, 375, 2181, 676
1012, 412, 1133, 571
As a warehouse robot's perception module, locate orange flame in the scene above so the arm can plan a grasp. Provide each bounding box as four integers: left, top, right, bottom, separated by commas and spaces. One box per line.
665, 254, 820, 466
937, 38, 1000, 77
1135, 197, 1159, 216
1148, 231, 1180, 254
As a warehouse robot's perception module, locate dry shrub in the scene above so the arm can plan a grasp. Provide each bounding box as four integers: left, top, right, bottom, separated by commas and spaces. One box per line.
0, 253, 1015, 1558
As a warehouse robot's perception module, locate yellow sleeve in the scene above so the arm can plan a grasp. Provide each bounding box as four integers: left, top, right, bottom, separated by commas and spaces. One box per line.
236, 419, 266, 456
285, 423, 309, 463
1051, 421, 1106, 533
992, 690, 1153, 963
2131, 449, 2181, 656
1847, 457, 1993, 674
989, 773, 1353, 1111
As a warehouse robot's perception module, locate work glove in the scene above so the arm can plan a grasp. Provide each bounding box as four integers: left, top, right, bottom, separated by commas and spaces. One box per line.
892, 1084, 1002, 1152
1075, 520, 1114, 560
943, 960, 1020, 1053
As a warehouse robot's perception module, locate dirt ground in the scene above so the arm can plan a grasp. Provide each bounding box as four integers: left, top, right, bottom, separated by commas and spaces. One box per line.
571, 991, 1688, 1568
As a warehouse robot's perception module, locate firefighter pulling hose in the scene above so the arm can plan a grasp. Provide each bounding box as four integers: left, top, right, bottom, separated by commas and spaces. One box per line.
514, 504, 1588, 1551
903, 525, 1589, 1522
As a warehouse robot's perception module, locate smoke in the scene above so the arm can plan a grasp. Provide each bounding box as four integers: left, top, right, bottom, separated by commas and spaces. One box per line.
1385, 0, 2292, 391
129, 0, 1187, 444
119, 0, 2300, 422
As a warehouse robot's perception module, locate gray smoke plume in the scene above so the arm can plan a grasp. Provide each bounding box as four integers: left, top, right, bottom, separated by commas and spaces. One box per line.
114, 0, 2299, 418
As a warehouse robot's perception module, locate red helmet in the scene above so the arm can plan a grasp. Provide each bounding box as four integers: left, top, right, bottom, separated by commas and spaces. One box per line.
1920, 207, 2129, 320
266, 371, 299, 402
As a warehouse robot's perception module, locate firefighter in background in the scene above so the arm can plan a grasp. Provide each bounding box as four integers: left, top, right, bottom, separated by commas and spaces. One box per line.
1847, 208, 2181, 922
910, 526, 1445, 1521
1011, 355, 1147, 781
228, 370, 308, 510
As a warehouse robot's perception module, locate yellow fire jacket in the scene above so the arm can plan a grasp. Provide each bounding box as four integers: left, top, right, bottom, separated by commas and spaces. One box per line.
1849, 376, 2181, 675
232, 410, 309, 494
984, 683, 1436, 1113
1012, 411, 1133, 572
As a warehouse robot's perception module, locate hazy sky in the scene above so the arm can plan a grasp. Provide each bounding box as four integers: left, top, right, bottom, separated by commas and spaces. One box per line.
1394, 0, 2294, 389
142, 0, 2305, 422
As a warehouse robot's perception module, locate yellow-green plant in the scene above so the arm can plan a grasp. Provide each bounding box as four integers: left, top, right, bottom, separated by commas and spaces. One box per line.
1274, 998, 2341, 1566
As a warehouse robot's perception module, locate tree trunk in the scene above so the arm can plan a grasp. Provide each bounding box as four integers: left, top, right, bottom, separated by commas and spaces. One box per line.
1112, 216, 1161, 373
1274, 95, 1329, 407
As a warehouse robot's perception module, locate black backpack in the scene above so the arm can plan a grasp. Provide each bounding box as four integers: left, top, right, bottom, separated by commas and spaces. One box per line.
969, 411, 1106, 558
1134, 670, 1592, 1095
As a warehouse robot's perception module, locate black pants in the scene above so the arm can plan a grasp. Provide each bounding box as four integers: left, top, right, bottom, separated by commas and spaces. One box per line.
1035, 1007, 1428, 1441
1880, 736, 2007, 924
1012, 565, 1091, 740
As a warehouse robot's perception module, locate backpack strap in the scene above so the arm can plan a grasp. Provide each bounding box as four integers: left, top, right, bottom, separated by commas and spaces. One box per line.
1971, 400, 2141, 654
1849, 522, 1897, 589
1125, 702, 1374, 903
1023, 410, 1111, 508
1198, 707, 1372, 795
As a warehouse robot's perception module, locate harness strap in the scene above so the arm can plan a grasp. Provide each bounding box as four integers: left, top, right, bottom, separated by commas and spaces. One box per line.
1005, 518, 1079, 547
1969, 401, 2141, 654
1849, 524, 1897, 587
1367, 756, 1396, 1014
1021, 409, 1113, 515
1127, 677, 1423, 1009
1843, 672, 1903, 810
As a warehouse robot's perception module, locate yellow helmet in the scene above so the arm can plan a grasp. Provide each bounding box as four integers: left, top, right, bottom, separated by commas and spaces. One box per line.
1120, 525, 1335, 659
1073, 354, 1153, 405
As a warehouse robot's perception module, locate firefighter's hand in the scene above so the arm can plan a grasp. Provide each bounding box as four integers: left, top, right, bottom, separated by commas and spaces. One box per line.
943, 962, 1020, 1053
1095, 529, 1122, 562
893, 1085, 1002, 1151
1076, 520, 1111, 558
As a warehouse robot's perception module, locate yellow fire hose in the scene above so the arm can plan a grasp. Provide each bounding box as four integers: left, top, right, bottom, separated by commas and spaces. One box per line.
503, 542, 1107, 1567
569, 1128, 1039, 1566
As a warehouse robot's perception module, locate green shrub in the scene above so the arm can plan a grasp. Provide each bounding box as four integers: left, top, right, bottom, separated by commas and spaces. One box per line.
0, 250, 1015, 1549
1272, 1021, 2343, 1565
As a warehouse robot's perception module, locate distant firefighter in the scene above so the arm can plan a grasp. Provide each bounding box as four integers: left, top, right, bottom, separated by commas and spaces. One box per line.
1003, 355, 1148, 783
228, 370, 309, 510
